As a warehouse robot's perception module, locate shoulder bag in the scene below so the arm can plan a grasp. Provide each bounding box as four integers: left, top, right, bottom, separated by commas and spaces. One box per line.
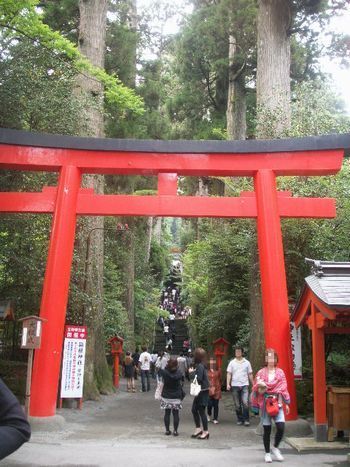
155, 381, 164, 401
190, 375, 201, 397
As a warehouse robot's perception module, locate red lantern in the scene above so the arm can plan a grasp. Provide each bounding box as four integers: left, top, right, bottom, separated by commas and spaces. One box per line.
108, 336, 124, 388
212, 337, 230, 370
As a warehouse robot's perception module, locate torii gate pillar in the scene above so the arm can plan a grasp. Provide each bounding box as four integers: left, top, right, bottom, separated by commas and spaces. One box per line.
255, 170, 297, 419
30, 166, 81, 416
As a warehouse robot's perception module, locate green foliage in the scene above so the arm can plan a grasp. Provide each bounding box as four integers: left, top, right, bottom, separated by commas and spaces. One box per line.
0, 0, 144, 115
163, 0, 256, 139
182, 220, 252, 347
149, 240, 170, 284
278, 80, 350, 302
0, 173, 56, 327
134, 284, 160, 348
42, 0, 79, 42
0, 39, 91, 133
0, 213, 50, 321
289, 80, 350, 136
103, 256, 131, 344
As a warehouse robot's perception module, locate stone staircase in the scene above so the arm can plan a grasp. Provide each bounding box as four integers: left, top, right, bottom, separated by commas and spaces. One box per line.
154, 319, 189, 355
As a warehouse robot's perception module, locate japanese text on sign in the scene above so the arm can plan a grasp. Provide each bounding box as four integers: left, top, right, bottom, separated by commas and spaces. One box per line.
61, 325, 87, 398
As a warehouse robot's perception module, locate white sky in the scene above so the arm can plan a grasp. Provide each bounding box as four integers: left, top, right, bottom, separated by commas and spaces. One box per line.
320, 9, 350, 114
138, 1, 350, 113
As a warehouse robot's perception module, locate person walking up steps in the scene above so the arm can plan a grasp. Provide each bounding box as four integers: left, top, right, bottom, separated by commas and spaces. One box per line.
138, 345, 152, 392
251, 348, 290, 464
226, 346, 253, 426
159, 357, 184, 436
163, 322, 170, 346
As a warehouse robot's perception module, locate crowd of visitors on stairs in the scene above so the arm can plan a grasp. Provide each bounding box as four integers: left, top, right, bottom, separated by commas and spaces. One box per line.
157, 286, 192, 350
160, 286, 192, 320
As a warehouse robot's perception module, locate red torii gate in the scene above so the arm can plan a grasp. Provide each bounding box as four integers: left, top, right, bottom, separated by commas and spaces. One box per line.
0, 128, 349, 420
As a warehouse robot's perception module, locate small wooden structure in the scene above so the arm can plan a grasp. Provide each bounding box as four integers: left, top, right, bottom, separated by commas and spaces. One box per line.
18, 315, 46, 415
109, 335, 124, 388
213, 337, 230, 370
292, 258, 350, 441
327, 387, 350, 441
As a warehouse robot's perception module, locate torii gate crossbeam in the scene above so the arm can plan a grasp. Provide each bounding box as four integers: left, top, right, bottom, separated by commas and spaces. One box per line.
0, 128, 349, 421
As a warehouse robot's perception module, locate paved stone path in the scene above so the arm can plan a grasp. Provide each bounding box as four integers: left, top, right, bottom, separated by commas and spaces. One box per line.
4, 379, 348, 466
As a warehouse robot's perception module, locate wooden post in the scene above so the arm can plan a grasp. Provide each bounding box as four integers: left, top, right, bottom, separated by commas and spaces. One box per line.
310, 303, 327, 441
25, 349, 34, 416
114, 354, 120, 388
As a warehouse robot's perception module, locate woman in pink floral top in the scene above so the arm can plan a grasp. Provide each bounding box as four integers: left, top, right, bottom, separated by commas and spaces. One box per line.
251, 348, 290, 464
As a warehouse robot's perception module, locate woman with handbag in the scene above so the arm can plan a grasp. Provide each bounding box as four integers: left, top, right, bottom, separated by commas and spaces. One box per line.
251, 348, 290, 464
189, 347, 210, 440
207, 357, 222, 424
158, 357, 184, 436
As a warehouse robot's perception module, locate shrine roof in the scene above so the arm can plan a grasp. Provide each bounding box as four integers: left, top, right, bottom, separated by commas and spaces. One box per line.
304, 258, 350, 308
293, 259, 350, 322
305, 275, 350, 308
0, 128, 350, 155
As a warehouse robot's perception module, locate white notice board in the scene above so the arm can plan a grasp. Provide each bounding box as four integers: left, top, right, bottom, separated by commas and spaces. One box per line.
60, 326, 87, 398
290, 321, 302, 379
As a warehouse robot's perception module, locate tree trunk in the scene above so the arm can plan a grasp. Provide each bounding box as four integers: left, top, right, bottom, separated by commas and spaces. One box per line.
126, 0, 137, 88
145, 217, 153, 263
226, 34, 246, 140
256, 0, 291, 138
233, 77, 246, 140
153, 217, 162, 244
122, 219, 135, 350
76, 0, 112, 398
248, 235, 265, 371
249, 0, 292, 369
195, 178, 210, 240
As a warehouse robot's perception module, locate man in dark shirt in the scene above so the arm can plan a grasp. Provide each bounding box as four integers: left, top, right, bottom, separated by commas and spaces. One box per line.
132, 348, 140, 380
0, 377, 31, 460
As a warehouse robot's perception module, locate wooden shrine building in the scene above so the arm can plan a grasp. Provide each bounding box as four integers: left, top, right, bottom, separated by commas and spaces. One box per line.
292, 258, 350, 441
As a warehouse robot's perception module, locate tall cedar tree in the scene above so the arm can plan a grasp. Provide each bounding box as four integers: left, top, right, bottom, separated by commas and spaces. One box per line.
74, 0, 112, 398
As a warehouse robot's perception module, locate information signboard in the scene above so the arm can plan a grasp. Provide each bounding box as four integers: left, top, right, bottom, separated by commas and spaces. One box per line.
290, 321, 302, 379
60, 325, 87, 398
20, 316, 45, 349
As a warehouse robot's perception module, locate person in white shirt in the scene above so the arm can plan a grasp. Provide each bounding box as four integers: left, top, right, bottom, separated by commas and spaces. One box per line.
163, 323, 170, 345
169, 312, 175, 335
138, 345, 152, 392
226, 346, 254, 426
155, 350, 170, 382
